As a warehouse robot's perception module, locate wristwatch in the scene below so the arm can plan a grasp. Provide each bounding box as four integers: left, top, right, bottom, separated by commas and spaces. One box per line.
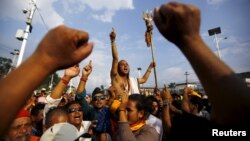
163, 101, 170, 107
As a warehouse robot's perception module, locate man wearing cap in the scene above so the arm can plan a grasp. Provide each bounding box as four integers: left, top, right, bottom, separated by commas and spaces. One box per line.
5, 109, 39, 141
76, 87, 112, 141
91, 87, 112, 141
75, 62, 112, 141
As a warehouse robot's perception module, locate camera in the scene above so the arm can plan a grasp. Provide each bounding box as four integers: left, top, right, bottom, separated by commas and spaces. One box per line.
22, 9, 28, 14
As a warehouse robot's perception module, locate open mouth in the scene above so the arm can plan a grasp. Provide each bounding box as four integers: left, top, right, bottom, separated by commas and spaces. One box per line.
124, 68, 128, 72
74, 115, 81, 120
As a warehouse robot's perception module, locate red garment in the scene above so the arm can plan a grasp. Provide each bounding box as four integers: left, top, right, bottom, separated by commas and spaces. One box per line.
16, 108, 30, 119
30, 136, 40, 141
110, 117, 118, 138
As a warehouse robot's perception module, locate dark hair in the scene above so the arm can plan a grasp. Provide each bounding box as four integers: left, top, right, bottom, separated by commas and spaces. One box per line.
129, 94, 150, 120
64, 100, 82, 111
171, 93, 182, 110
45, 107, 67, 128
31, 103, 45, 116
189, 96, 204, 112
92, 87, 104, 97
144, 95, 158, 114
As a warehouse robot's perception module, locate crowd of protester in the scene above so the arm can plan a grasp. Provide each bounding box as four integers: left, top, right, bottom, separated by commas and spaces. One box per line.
0, 1, 249, 141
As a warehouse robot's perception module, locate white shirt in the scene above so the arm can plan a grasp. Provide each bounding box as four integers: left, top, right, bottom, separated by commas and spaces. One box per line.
78, 121, 112, 141
77, 121, 92, 141
146, 114, 163, 141
128, 77, 140, 95
43, 95, 62, 124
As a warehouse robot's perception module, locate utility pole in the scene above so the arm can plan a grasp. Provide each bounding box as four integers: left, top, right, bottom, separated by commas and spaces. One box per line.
16, 0, 36, 66
8, 49, 19, 74
49, 74, 54, 91
184, 71, 190, 86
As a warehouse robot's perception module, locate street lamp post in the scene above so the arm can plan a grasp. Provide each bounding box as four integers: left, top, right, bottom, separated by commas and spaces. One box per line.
16, 1, 36, 66
208, 27, 222, 59
137, 67, 142, 87
137, 67, 142, 78
8, 49, 20, 74
214, 33, 221, 59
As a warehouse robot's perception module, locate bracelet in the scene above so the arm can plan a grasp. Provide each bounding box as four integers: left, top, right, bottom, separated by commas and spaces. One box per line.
163, 101, 170, 107
61, 78, 69, 85
81, 76, 88, 82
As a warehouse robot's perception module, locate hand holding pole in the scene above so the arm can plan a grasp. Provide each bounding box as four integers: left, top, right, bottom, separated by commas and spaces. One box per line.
143, 10, 158, 88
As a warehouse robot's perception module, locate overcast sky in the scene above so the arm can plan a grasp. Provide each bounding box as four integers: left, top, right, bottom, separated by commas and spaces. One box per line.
0, 0, 250, 92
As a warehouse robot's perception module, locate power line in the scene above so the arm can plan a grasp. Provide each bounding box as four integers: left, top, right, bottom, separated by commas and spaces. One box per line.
31, 0, 49, 31
0, 45, 16, 52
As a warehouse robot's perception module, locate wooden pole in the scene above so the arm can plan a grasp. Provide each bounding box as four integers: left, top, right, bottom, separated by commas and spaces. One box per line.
143, 10, 158, 88
149, 32, 158, 88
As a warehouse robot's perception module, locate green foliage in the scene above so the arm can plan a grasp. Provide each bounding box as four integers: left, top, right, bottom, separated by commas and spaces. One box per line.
168, 82, 176, 88
0, 57, 12, 76
37, 73, 60, 91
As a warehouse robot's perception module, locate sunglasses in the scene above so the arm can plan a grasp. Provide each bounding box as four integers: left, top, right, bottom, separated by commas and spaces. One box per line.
93, 95, 105, 101
67, 107, 83, 113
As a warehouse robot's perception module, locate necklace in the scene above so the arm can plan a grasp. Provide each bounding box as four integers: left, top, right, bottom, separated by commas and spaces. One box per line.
122, 78, 130, 93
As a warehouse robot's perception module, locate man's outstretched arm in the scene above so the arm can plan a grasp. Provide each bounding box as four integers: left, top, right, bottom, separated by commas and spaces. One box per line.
110, 28, 119, 80
0, 26, 93, 135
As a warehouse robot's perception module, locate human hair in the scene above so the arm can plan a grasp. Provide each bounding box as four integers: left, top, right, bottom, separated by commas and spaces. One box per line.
144, 95, 158, 114
92, 87, 104, 97
189, 95, 204, 112
31, 103, 45, 116
64, 100, 82, 111
45, 107, 67, 128
129, 94, 150, 120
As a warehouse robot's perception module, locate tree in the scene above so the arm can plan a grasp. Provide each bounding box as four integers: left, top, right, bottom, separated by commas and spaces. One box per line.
237, 72, 250, 79
168, 82, 176, 88
0, 57, 12, 77
168, 82, 176, 93
37, 73, 60, 91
